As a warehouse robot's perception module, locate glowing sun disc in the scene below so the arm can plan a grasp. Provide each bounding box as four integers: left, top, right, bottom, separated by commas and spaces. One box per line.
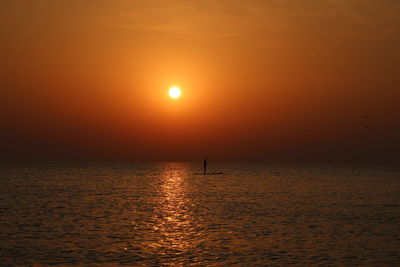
169, 87, 181, 99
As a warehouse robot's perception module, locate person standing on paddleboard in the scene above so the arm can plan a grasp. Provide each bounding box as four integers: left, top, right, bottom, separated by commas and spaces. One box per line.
203, 158, 207, 174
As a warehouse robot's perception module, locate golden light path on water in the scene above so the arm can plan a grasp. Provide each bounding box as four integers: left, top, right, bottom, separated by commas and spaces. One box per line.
148, 163, 204, 265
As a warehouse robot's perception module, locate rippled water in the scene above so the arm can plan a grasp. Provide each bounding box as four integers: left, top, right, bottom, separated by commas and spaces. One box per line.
1, 162, 399, 266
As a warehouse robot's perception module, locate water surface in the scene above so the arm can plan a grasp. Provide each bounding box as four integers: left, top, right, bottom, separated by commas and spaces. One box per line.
1, 162, 399, 265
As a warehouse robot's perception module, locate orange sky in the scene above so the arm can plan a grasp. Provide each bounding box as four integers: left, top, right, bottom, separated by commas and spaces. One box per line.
1, 0, 399, 162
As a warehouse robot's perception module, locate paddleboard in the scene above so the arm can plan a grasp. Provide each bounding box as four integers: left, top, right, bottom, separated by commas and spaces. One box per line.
193, 172, 223, 175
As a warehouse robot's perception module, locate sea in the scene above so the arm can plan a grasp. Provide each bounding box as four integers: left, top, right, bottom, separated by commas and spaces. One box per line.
0, 162, 399, 266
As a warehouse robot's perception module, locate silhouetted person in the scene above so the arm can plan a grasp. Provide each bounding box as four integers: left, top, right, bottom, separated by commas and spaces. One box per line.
203, 158, 207, 174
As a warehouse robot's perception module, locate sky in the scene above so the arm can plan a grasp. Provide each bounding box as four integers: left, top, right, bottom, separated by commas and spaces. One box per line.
1, 0, 399, 162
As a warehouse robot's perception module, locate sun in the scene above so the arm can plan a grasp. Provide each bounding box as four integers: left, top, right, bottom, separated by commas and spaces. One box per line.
169, 86, 181, 99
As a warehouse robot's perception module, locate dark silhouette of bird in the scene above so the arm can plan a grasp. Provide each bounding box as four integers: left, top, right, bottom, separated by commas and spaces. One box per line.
361, 115, 370, 129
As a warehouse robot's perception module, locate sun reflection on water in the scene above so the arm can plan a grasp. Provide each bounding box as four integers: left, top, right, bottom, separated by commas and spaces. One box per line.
149, 163, 203, 263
